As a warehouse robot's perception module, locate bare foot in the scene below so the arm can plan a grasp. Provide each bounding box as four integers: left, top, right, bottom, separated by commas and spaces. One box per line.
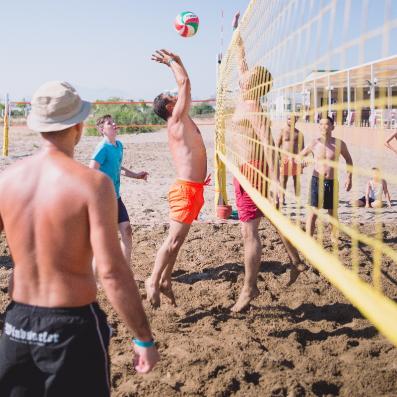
231, 286, 260, 313
145, 279, 160, 308
286, 263, 307, 286
160, 281, 177, 307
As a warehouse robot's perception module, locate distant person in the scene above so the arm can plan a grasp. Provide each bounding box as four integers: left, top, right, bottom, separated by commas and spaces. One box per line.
276, 114, 305, 204
385, 130, 397, 155
145, 50, 209, 307
230, 12, 305, 313
352, 167, 392, 208
299, 116, 353, 237
89, 115, 148, 267
0, 81, 159, 396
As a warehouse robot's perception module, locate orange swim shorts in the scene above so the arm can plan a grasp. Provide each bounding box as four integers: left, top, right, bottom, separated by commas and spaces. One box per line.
168, 179, 205, 224
280, 158, 300, 177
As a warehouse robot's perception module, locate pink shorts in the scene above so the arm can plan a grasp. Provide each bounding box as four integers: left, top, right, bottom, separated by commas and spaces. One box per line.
233, 177, 263, 223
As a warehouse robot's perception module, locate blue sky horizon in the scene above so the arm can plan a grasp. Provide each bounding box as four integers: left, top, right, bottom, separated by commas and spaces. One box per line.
2, 0, 249, 101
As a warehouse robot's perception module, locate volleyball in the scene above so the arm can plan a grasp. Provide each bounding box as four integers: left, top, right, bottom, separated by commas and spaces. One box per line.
174, 11, 199, 37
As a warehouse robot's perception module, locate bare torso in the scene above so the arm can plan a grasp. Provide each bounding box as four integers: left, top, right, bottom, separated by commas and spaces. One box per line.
167, 116, 207, 182
311, 137, 342, 179
0, 150, 103, 307
280, 127, 303, 159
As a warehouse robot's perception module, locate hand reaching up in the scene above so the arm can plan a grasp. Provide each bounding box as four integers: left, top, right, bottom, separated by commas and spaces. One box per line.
151, 49, 181, 67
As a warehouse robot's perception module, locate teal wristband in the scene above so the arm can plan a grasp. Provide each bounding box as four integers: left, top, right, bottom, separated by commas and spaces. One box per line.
133, 338, 155, 348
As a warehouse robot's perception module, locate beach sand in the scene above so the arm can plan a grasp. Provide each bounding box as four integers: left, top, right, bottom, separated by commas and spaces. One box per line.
1, 125, 397, 396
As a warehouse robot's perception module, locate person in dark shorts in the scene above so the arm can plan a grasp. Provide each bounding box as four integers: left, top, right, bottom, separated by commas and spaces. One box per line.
299, 116, 353, 237
0, 302, 111, 397
0, 81, 159, 397
90, 115, 148, 266
309, 175, 338, 210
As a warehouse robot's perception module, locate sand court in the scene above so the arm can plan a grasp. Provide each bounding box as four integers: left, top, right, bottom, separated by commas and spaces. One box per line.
1, 125, 397, 395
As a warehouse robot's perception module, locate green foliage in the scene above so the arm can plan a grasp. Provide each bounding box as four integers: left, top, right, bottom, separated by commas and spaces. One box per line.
189, 103, 215, 117
85, 98, 165, 136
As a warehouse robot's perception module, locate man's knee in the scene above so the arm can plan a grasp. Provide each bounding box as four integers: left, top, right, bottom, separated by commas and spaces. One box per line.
166, 232, 187, 253
241, 222, 259, 242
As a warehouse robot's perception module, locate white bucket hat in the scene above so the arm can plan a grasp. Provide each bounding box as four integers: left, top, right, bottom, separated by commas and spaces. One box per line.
27, 81, 91, 132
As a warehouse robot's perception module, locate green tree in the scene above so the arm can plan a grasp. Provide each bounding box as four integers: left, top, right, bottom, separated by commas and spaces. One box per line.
85, 98, 165, 136
189, 103, 215, 117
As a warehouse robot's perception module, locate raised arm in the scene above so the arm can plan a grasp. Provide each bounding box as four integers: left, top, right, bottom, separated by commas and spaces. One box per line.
151, 49, 191, 120
233, 11, 249, 77
88, 175, 159, 373
341, 140, 353, 191
385, 131, 397, 154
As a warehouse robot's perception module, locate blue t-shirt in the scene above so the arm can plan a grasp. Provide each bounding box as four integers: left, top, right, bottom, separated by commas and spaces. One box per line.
91, 139, 123, 198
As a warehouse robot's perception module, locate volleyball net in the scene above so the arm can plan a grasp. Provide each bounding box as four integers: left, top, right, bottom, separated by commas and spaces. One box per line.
215, 0, 397, 345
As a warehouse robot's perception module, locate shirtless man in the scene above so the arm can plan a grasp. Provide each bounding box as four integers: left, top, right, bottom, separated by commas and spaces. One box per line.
0, 81, 159, 397
145, 50, 208, 307
299, 116, 353, 237
230, 12, 305, 313
276, 115, 304, 204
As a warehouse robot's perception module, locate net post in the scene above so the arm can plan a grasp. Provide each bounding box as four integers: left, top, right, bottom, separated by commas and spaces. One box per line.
214, 53, 228, 209
2, 93, 9, 157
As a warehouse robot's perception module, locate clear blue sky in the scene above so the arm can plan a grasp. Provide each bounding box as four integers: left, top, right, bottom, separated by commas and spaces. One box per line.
2, 0, 249, 101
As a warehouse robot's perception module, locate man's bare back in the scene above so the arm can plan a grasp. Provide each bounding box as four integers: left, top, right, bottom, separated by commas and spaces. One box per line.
167, 115, 207, 182
0, 149, 106, 307
0, 83, 158, 394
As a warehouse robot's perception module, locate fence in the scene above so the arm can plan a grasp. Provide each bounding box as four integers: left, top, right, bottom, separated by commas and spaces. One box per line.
1, 98, 216, 155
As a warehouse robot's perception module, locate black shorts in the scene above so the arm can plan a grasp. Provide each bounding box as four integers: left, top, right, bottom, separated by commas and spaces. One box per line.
0, 301, 111, 397
118, 197, 130, 224
358, 196, 375, 205
309, 175, 338, 210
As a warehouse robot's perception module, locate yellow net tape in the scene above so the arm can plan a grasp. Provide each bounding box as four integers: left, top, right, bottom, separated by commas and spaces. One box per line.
215, 0, 397, 345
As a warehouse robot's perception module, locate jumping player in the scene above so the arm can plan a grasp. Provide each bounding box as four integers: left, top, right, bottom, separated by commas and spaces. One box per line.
145, 50, 208, 307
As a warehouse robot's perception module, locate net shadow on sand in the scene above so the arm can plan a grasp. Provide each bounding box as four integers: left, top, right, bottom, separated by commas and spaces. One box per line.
269, 325, 377, 348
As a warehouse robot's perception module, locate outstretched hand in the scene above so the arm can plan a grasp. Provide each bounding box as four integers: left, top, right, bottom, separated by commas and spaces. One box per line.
232, 11, 240, 29
151, 49, 180, 67
136, 171, 149, 181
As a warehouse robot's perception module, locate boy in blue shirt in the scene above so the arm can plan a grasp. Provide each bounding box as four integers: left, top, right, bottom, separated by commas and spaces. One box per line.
90, 115, 148, 266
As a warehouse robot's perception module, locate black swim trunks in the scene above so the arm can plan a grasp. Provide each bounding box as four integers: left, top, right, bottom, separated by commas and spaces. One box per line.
0, 301, 111, 397
309, 175, 338, 210
118, 197, 130, 224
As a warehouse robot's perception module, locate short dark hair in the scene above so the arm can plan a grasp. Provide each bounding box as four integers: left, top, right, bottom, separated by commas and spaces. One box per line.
326, 116, 334, 125
153, 94, 171, 121
96, 114, 112, 134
